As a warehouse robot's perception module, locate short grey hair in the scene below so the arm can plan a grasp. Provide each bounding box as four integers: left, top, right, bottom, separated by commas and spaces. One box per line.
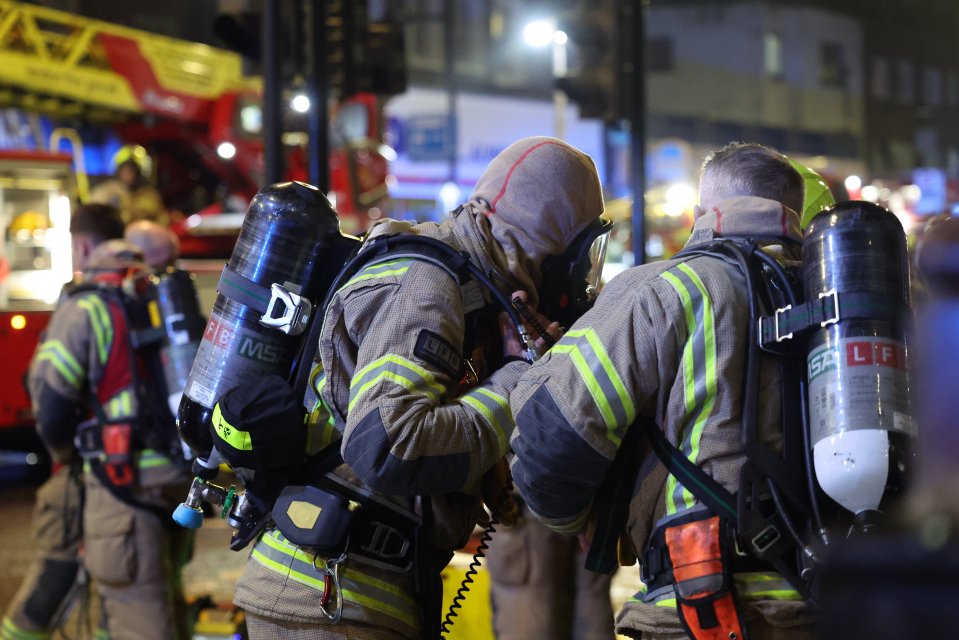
699, 142, 804, 214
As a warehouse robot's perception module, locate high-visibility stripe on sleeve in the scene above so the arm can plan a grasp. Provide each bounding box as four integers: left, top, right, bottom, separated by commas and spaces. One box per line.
660, 263, 717, 515
550, 327, 635, 447
36, 340, 83, 388
77, 295, 113, 365
458, 387, 511, 454
344, 258, 413, 288
349, 354, 445, 413
1, 616, 49, 640
250, 530, 420, 630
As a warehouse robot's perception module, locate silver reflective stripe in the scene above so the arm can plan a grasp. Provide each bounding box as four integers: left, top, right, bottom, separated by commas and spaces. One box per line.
349, 354, 444, 412
458, 387, 511, 453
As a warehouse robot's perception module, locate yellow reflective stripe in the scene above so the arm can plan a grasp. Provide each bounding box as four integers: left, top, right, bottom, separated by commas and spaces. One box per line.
349, 355, 444, 413
551, 327, 634, 447
253, 533, 418, 628
660, 264, 717, 514
212, 403, 252, 451
104, 389, 134, 420
549, 508, 590, 535
306, 397, 337, 455
1, 616, 49, 640
459, 388, 510, 454
36, 341, 82, 387
735, 572, 803, 601
137, 449, 174, 469
677, 263, 716, 471
77, 296, 112, 365
344, 258, 413, 287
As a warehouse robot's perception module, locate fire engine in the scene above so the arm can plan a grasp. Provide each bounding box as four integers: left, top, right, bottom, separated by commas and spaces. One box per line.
0, 0, 394, 431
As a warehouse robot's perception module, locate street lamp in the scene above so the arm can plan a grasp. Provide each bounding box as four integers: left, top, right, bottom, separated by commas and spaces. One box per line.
523, 19, 568, 141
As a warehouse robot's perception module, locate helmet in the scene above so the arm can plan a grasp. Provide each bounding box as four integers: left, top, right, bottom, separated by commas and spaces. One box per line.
789, 159, 836, 229
112, 144, 153, 179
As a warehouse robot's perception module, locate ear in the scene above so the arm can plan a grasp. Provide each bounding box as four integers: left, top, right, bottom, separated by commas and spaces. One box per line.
693, 205, 706, 220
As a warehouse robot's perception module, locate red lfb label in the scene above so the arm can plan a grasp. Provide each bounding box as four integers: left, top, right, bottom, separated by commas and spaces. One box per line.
203, 316, 235, 348
846, 340, 905, 369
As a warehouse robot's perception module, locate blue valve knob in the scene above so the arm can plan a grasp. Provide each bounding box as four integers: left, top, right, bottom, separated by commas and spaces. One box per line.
173, 503, 205, 529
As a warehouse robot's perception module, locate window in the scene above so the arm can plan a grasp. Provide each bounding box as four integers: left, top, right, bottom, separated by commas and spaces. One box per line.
819, 42, 846, 88
871, 57, 890, 100
896, 59, 915, 104
764, 32, 783, 80
948, 72, 959, 107
923, 66, 943, 106
648, 37, 674, 72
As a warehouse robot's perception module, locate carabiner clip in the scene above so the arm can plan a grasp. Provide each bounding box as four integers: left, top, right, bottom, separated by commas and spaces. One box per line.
314, 550, 348, 623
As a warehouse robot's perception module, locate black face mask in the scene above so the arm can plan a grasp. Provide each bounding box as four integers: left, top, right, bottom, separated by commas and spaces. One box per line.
537, 218, 613, 329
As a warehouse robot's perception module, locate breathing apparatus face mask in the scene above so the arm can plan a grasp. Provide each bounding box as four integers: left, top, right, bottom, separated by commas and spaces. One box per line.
538, 218, 613, 329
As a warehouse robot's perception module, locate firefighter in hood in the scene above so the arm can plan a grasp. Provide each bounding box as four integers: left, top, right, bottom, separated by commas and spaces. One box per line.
509, 142, 818, 640
28, 237, 193, 640
230, 136, 609, 638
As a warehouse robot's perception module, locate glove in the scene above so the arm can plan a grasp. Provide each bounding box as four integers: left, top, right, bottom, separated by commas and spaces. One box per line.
480, 457, 520, 526
210, 374, 306, 504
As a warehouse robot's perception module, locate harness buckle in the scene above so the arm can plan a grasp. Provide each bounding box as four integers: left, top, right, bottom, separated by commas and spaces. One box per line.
749, 524, 782, 555
260, 283, 312, 335
818, 289, 840, 327
74, 417, 103, 459
773, 304, 793, 342
361, 521, 411, 561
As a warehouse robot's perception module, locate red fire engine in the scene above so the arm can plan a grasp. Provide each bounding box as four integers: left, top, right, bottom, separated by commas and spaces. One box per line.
0, 0, 393, 430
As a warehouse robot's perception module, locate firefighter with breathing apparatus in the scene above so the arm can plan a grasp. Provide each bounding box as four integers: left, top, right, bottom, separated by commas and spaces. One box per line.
28, 228, 194, 640
125, 220, 207, 422
1, 204, 124, 640
508, 142, 916, 640
172, 137, 611, 638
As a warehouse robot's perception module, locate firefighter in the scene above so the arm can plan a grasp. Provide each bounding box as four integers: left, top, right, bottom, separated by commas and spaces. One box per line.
1, 203, 125, 640
27, 232, 193, 639
228, 136, 607, 639
509, 142, 817, 640
90, 145, 168, 226
124, 219, 180, 271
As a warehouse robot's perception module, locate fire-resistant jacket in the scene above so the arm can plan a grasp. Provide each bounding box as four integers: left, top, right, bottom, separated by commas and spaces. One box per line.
29, 281, 185, 489
509, 196, 816, 637
234, 136, 606, 638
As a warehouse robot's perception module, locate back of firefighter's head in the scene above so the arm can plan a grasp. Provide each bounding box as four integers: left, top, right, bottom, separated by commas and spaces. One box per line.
84, 240, 150, 293
124, 219, 179, 271
70, 203, 124, 272
697, 142, 804, 217
469, 136, 605, 303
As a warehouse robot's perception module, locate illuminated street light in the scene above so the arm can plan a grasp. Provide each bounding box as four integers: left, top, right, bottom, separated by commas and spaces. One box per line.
844, 175, 862, 192
291, 93, 311, 113
217, 141, 237, 159
523, 19, 568, 140
523, 20, 555, 48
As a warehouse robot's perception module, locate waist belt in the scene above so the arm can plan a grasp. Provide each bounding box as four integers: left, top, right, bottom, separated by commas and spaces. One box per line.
272, 478, 419, 573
